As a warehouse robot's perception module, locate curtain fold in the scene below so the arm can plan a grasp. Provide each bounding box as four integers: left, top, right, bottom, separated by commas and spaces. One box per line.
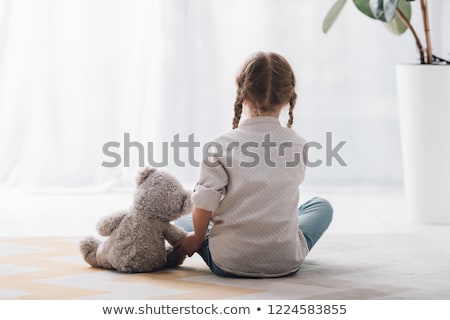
0, 0, 446, 191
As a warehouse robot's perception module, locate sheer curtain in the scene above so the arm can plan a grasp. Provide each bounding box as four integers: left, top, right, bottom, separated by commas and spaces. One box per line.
0, 0, 448, 191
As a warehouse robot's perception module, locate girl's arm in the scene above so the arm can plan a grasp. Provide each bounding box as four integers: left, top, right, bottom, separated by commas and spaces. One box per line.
173, 207, 211, 256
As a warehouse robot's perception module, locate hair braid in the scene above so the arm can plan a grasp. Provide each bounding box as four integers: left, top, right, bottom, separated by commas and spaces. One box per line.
232, 74, 246, 129
287, 91, 297, 128
233, 99, 243, 129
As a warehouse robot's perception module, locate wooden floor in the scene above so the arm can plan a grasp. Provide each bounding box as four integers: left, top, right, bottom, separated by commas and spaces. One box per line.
1, 233, 449, 300
1, 188, 449, 299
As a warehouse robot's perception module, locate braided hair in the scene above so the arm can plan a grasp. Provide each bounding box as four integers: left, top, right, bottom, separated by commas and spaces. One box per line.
232, 52, 297, 129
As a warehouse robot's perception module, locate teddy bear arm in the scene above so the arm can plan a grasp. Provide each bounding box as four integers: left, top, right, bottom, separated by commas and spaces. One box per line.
96, 209, 129, 237
164, 224, 188, 245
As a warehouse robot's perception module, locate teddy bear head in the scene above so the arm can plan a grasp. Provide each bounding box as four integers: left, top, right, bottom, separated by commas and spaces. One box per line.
132, 167, 192, 221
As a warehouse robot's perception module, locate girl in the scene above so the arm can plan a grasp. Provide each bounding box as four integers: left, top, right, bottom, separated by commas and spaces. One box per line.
174, 52, 333, 278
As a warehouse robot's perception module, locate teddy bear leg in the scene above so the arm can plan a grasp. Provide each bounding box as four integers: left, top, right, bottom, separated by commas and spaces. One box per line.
165, 246, 186, 268
79, 236, 103, 268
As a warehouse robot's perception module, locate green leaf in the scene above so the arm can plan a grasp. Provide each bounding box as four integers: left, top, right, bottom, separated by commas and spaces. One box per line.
370, 0, 385, 19
353, 0, 376, 19
323, 0, 348, 33
383, 0, 411, 34
383, 0, 400, 21
369, 0, 399, 22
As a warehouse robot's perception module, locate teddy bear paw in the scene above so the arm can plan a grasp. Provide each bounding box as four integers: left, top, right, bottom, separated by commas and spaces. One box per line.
79, 236, 101, 267
165, 247, 186, 268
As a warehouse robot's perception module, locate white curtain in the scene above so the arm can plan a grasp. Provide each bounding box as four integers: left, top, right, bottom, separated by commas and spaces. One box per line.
0, 0, 448, 191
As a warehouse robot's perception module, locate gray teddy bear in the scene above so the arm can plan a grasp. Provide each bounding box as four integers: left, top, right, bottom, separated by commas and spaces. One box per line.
79, 167, 192, 273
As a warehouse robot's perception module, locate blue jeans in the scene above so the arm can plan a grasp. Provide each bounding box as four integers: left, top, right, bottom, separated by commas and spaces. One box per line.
174, 197, 333, 277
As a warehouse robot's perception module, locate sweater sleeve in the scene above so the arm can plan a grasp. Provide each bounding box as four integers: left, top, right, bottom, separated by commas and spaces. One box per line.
192, 159, 228, 212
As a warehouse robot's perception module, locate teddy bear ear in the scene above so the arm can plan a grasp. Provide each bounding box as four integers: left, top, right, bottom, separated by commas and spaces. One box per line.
136, 167, 156, 186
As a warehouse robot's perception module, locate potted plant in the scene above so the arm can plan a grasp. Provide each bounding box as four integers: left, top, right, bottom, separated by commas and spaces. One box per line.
323, 0, 450, 224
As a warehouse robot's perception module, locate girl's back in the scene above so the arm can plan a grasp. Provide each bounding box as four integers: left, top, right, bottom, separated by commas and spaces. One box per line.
201, 116, 309, 276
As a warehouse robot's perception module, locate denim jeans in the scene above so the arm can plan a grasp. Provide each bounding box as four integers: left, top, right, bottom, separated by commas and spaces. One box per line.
174, 197, 333, 277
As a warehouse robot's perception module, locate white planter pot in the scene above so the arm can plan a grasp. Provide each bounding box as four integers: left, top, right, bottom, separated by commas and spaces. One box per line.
396, 65, 450, 224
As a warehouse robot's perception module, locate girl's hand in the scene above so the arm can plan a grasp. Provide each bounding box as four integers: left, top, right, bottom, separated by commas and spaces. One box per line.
173, 232, 204, 257
174, 207, 211, 256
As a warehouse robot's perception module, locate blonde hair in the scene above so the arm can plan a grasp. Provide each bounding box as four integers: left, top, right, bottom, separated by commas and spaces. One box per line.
232, 52, 297, 129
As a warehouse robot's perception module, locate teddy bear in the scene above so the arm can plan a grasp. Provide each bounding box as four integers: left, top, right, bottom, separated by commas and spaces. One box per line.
79, 167, 192, 273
